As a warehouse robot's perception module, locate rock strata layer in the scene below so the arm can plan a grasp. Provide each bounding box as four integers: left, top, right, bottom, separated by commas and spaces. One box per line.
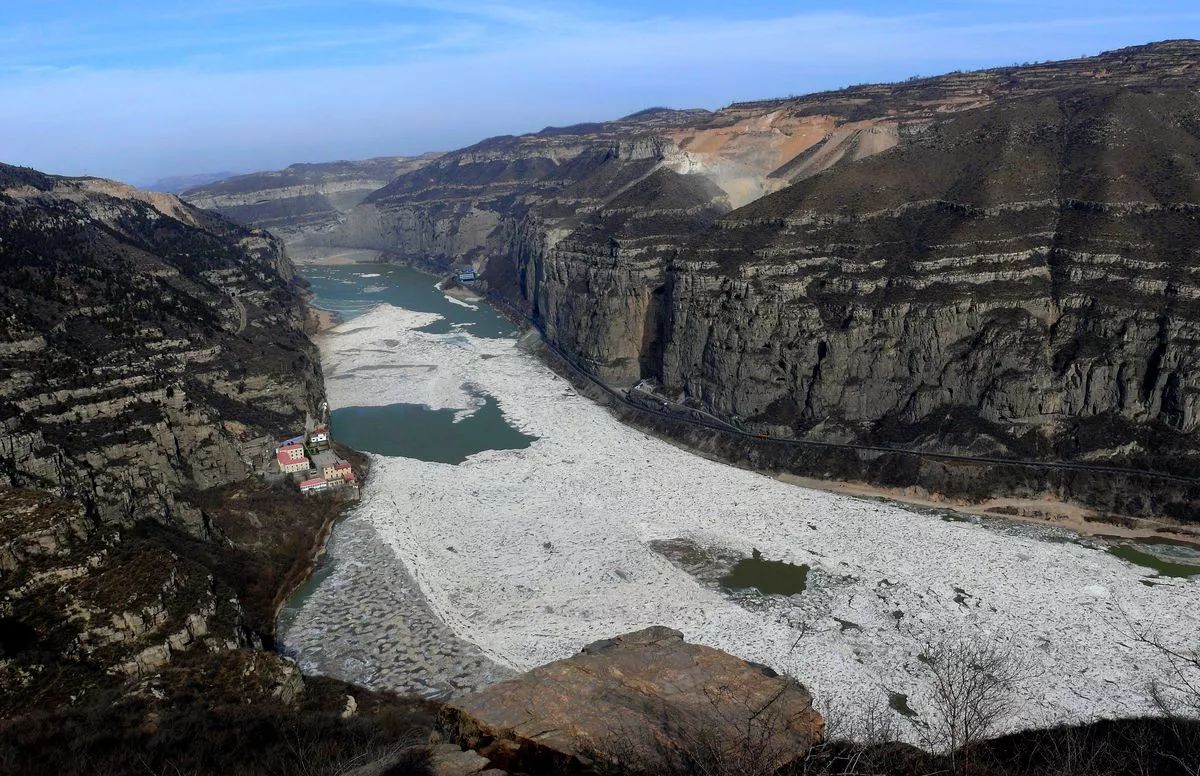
0, 163, 366, 731
0, 162, 324, 526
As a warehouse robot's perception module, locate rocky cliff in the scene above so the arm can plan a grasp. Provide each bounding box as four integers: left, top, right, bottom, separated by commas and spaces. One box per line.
437, 626, 823, 774
0, 163, 324, 526
0, 165, 433, 767
665, 84, 1200, 473
194, 41, 1200, 517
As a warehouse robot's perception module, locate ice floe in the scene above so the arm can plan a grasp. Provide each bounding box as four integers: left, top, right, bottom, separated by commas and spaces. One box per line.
306, 303, 1200, 735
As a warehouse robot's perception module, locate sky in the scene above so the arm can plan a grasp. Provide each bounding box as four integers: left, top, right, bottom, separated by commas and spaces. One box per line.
0, 1, 1197, 186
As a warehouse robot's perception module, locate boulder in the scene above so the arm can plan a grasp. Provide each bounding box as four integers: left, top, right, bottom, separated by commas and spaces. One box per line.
438, 626, 823, 774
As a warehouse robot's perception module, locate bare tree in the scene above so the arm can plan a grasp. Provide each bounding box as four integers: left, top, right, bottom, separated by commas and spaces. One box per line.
1129, 627, 1200, 776
917, 635, 1029, 773
797, 694, 908, 776
1135, 630, 1200, 720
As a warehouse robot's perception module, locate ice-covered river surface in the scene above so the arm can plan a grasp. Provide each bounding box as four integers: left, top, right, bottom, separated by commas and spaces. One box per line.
280, 265, 1200, 733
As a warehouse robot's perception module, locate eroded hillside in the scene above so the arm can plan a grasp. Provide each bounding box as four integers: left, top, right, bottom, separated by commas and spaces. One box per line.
0, 165, 439, 773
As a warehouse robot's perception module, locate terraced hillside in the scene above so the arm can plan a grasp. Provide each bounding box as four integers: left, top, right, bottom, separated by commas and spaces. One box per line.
0, 165, 435, 773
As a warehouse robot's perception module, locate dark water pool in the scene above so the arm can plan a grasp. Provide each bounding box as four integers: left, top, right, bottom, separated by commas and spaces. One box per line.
719, 551, 810, 596
330, 394, 536, 464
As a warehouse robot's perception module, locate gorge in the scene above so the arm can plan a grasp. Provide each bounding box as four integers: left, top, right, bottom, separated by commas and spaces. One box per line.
2, 36, 1200, 776
280, 259, 1200, 744
188, 40, 1200, 521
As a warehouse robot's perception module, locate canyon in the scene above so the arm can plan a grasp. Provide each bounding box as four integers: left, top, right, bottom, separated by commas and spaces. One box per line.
0, 36, 1198, 776
187, 40, 1200, 520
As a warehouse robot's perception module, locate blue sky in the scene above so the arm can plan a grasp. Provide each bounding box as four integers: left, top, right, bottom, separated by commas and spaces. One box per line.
1, 1, 1197, 185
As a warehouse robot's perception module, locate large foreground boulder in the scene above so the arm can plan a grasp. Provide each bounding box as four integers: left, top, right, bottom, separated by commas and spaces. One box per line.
438, 626, 824, 774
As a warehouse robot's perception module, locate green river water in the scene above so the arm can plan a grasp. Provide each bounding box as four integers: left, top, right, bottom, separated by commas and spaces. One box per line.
305, 263, 533, 464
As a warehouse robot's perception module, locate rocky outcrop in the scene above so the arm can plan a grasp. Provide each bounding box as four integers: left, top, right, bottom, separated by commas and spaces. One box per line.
0, 489, 252, 705
437, 626, 824, 774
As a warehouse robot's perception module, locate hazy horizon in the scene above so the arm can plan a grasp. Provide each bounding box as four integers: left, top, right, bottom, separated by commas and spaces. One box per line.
2, 0, 1198, 187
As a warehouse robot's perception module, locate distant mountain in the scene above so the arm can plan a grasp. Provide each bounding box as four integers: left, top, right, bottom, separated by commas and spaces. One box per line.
147, 170, 240, 193
182, 154, 442, 260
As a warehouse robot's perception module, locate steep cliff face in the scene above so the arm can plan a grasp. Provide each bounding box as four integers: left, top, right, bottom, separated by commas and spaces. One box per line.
664, 85, 1200, 488
535, 169, 731, 383
0, 163, 324, 526
0, 165, 423, 751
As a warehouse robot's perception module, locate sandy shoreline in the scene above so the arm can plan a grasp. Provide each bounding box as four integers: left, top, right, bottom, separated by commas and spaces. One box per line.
776, 474, 1200, 549
441, 284, 483, 304
290, 247, 385, 266
310, 306, 341, 333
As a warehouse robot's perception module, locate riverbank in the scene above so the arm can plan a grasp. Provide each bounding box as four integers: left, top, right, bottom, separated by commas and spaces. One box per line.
518, 317, 1200, 552
289, 246, 385, 265
778, 473, 1200, 549
310, 305, 341, 333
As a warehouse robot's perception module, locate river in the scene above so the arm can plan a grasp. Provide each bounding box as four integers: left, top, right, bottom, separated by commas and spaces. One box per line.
278, 262, 1200, 729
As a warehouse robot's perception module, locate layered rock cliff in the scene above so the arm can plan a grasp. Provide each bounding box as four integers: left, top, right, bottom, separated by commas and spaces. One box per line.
0, 163, 324, 526
666, 83, 1200, 460
0, 164, 384, 728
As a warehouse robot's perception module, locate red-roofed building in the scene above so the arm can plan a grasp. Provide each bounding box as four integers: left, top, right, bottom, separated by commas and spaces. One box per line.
299, 477, 327, 493
276, 442, 310, 474
278, 442, 305, 460
327, 462, 353, 481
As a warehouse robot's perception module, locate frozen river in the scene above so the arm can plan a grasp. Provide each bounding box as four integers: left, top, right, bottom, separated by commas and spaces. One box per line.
279, 264, 1200, 732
